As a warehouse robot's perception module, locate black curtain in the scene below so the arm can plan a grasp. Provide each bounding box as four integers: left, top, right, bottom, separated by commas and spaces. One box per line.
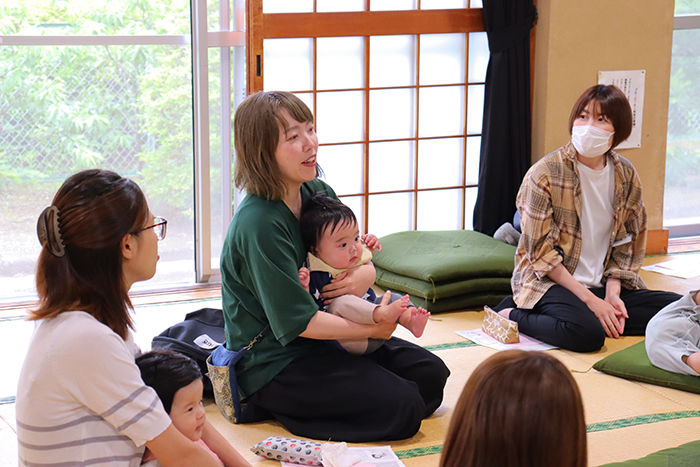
472, 0, 537, 236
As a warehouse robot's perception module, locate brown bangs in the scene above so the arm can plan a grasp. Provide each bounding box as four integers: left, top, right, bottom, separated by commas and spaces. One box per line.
568, 85, 633, 149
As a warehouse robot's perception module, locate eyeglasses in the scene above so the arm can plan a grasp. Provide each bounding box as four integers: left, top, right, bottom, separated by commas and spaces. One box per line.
133, 216, 167, 241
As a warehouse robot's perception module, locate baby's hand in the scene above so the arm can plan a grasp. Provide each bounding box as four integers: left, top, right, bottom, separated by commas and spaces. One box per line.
298, 267, 310, 292
362, 233, 382, 253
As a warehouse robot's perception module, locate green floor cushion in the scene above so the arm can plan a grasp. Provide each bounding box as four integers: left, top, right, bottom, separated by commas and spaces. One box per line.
592, 341, 700, 395
373, 230, 516, 282
597, 439, 700, 466
407, 292, 509, 313
376, 266, 512, 300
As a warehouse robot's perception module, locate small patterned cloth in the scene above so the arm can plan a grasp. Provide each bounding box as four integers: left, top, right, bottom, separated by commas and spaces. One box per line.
251, 436, 324, 466
482, 306, 519, 344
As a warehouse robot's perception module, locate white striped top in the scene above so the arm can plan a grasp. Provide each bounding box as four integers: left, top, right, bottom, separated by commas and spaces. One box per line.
16, 311, 171, 466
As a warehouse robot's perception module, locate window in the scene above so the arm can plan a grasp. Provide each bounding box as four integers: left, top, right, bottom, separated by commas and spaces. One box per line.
0, 0, 245, 301
0, 1, 196, 300
0, 0, 490, 301
248, 1, 488, 238
194, 0, 246, 281
665, 2, 700, 238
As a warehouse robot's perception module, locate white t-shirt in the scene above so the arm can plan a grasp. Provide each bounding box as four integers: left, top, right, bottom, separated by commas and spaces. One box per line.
16, 311, 171, 467
573, 160, 615, 288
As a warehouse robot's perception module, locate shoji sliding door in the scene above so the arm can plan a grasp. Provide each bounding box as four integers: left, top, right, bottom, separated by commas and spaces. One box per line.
246, 1, 488, 237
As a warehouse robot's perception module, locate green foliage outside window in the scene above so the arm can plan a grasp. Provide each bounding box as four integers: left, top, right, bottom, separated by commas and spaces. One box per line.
0, 0, 200, 218
665, 0, 700, 222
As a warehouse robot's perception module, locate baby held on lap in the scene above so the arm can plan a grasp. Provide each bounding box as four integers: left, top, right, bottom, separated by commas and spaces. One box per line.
298, 194, 429, 350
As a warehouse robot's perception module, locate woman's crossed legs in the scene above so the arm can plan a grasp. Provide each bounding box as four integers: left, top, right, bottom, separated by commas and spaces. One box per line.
493, 286, 681, 352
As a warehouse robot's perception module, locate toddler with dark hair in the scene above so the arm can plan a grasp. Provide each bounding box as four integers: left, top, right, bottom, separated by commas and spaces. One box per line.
298, 194, 429, 354
136, 349, 251, 467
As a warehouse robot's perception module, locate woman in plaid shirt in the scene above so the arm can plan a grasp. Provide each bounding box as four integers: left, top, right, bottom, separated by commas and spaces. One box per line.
492, 85, 681, 352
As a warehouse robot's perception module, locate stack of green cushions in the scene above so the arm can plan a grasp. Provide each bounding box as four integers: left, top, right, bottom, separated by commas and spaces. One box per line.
372, 230, 516, 313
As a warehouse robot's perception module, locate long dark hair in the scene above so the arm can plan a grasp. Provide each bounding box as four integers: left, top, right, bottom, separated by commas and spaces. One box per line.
440, 350, 587, 467
31, 169, 149, 340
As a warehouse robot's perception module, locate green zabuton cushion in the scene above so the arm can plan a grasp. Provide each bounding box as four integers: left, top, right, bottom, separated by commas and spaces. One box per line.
373, 230, 516, 283
592, 341, 700, 395
406, 292, 510, 313
375, 266, 512, 300
598, 440, 700, 466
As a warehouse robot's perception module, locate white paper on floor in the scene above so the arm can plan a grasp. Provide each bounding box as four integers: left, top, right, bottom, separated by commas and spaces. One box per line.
641, 254, 700, 279
282, 446, 405, 467
456, 328, 558, 352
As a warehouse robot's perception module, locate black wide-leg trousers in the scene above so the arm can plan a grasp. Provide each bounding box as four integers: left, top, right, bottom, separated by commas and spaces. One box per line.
493, 285, 682, 352
241, 337, 450, 442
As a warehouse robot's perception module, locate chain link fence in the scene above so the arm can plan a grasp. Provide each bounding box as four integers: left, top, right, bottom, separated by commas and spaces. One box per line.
668, 105, 700, 139
665, 47, 700, 225
0, 46, 149, 180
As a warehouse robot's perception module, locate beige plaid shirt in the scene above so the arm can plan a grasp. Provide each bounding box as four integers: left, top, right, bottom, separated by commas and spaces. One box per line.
513, 142, 648, 309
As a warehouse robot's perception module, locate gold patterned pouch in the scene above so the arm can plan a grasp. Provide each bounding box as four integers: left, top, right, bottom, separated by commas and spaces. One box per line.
482, 305, 520, 344
206, 353, 242, 424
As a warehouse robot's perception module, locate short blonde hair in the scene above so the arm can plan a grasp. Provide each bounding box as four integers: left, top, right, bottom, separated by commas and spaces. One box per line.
233, 91, 318, 200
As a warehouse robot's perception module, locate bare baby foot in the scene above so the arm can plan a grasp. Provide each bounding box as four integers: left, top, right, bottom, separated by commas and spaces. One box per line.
373, 291, 410, 324
400, 306, 430, 338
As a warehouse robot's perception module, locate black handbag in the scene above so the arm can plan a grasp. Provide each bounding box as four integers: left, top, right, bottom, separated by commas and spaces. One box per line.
151, 308, 225, 395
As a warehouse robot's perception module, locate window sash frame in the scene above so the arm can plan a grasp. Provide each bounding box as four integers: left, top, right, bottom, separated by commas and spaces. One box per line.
192, 0, 247, 282
0, 0, 245, 287
666, 12, 700, 239
247, 5, 486, 233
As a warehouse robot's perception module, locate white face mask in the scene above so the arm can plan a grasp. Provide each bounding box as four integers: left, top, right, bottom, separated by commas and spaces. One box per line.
571, 125, 614, 158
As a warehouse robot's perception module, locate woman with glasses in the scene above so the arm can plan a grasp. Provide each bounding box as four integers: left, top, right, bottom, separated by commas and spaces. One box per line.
16, 169, 225, 467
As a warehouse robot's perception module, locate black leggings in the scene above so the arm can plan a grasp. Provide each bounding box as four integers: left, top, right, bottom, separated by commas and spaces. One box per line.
240, 337, 450, 442
493, 286, 682, 352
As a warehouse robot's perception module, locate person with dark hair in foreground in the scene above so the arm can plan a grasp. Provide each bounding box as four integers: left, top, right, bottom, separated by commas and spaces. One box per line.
440, 350, 587, 467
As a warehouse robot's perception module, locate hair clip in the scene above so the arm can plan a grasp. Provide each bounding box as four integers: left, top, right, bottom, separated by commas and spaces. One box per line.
37, 206, 66, 257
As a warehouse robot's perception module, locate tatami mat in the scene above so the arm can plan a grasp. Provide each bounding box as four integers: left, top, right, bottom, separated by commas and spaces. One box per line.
587, 418, 700, 466
2, 255, 699, 467
199, 310, 700, 467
